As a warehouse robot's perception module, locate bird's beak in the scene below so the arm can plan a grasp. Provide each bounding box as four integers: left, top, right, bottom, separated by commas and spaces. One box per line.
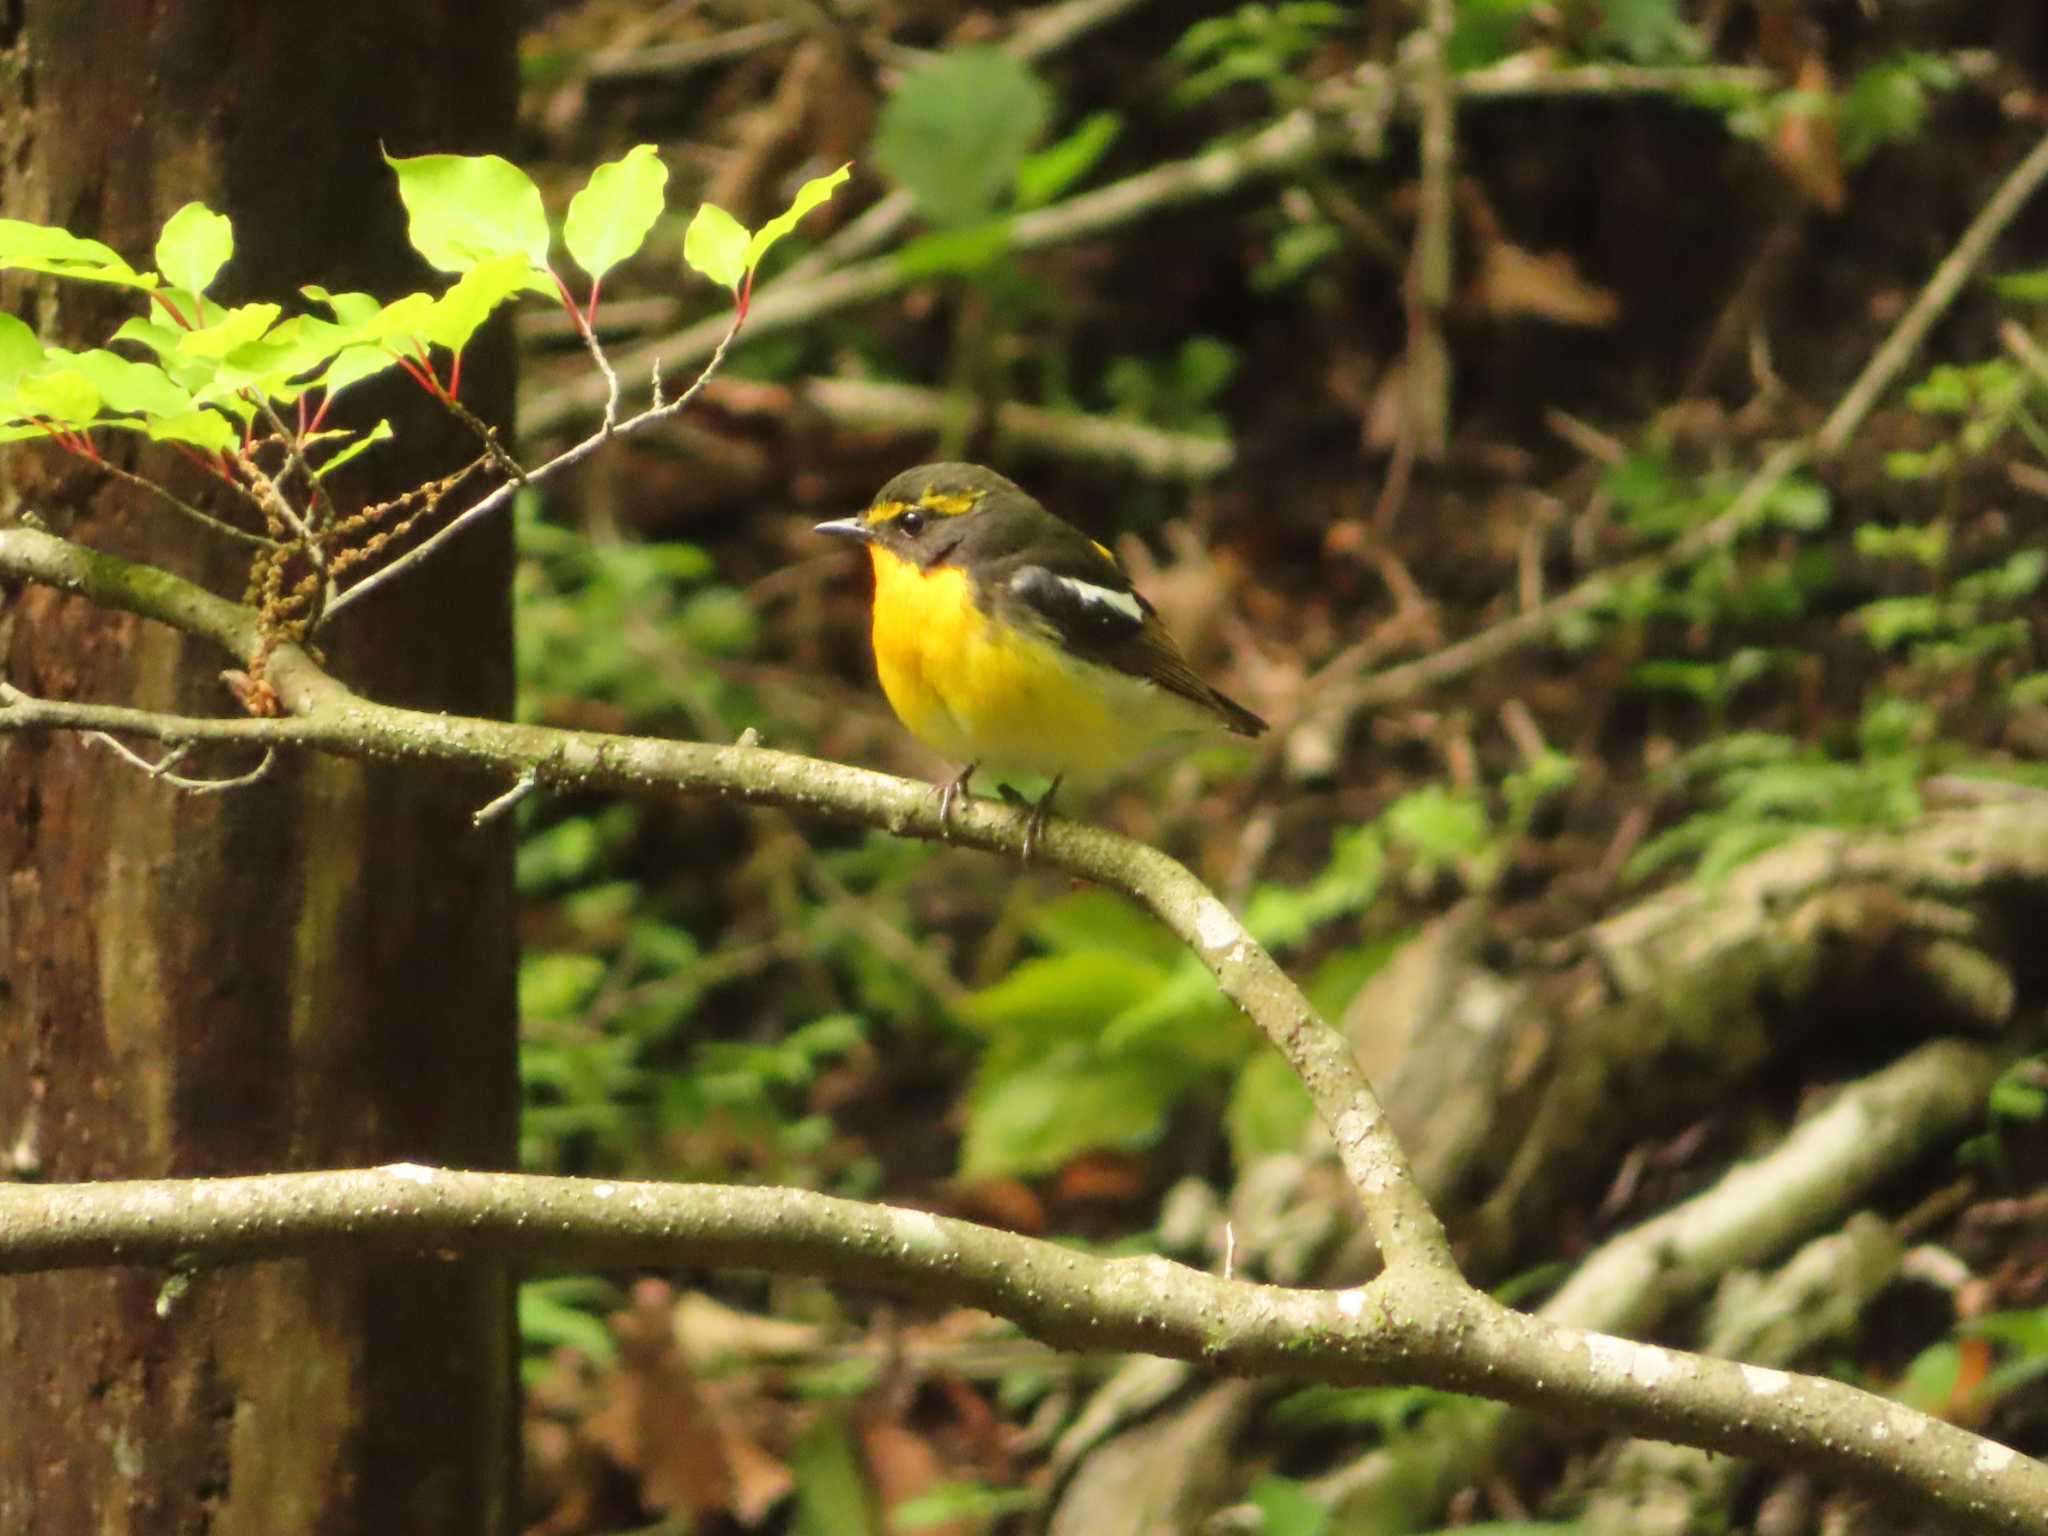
812, 515, 872, 542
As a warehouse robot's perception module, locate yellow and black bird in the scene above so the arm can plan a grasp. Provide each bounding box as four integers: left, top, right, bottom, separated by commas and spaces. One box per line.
815, 462, 1266, 853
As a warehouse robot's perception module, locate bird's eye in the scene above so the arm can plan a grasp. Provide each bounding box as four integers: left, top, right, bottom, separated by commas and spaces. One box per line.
897, 509, 926, 537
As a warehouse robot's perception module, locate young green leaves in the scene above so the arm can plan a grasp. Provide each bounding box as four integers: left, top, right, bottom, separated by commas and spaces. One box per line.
0, 149, 851, 475
564, 143, 669, 287
682, 164, 850, 312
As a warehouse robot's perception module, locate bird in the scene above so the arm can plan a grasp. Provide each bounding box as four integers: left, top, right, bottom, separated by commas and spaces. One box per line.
814, 462, 1266, 856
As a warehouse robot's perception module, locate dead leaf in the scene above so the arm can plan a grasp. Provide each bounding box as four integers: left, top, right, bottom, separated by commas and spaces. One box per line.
582, 1280, 795, 1525
861, 1417, 969, 1536
675, 1290, 824, 1370
1468, 239, 1620, 327
1769, 53, 1845, 212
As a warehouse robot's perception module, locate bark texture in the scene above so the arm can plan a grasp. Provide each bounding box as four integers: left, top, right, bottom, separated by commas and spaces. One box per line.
0, 5, 520, 1532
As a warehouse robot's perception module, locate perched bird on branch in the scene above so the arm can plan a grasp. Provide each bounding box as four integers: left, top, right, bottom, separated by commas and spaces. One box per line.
817, 462, 1265, 854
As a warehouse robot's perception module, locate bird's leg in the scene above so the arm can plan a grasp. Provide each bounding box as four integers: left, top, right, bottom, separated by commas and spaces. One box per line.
934, 762, 977, 834
1021, 775, 1063, 864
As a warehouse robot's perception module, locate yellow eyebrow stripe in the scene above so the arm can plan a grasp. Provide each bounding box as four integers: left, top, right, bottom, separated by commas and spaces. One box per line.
917, 491, 979, 517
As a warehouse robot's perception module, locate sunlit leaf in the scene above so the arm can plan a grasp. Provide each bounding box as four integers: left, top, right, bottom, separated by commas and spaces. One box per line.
154, 202, 234, 296
0, 218, 155, 289
424, 252, 551, 354
177, 302, 282, 360
742, 162, 851, 271
145, 409, 238, 452
682, 203, 749, 291
960, 1052, 1183, 1178
0, 313, 44, 390
9, 364, 101, 425
57, 347, 197, 418
312, 419, 394, 480
563, 143, 669, 283
385, 149, 551, 273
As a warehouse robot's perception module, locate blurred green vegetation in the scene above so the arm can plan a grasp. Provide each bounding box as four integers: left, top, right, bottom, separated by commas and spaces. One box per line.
503, 0, 2048, 1526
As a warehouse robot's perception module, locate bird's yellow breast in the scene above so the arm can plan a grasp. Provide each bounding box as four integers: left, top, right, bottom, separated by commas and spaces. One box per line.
865, 547, 1205, 780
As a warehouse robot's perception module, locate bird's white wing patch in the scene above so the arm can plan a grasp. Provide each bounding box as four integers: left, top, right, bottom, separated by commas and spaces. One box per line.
1021, 571, 1143, 623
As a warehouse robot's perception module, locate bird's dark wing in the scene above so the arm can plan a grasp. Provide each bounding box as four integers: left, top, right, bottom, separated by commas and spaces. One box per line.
1000, 554, 1268, 739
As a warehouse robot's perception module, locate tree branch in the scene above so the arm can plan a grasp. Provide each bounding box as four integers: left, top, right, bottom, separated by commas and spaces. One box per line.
0, 522, 1446, 1278
0, 1162, 2043, 1533
3, 523, 2046, 1531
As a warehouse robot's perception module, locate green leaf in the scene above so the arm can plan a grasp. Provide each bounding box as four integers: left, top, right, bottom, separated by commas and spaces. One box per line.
517, 1286, 618, 1367
1993, 268, 2048, 305
154, 202, 233, 296
1245, 1475, 1329, 1536
301, 285, 384, 326
145, 409, 237, 453
1596, 0, 1694, 63
176, 302, 282, 360
682, 203, 750, 291
893, 218, 1014, 279
1029, 889, 1183, 965
789, 1415, 876, 1536
1384, 786, 1492, 863
424, 252, 549, 354
1763, 475, 1831, 532
9, 364, 101, 425
1447, 0, 1536, 71
960, 949, 1168, 1042
311, 419, 394, 480
564, 143, 669, 283
893, 1482, 1039, 1531
1854, 521, 1949, 568
1856, 595, 1945, 651
519, 951, 608, 1022
1228, 1051, 1315, 1168
960, 1051, 1183, 1178
58, 347, 197, 418
1839, 54, 1957, 166
0, 313, 44, 391
0, 218, 156, 289
874, 49, 1052, 226
385, 149, 550, 274
744, 162, 852, 272
1014, 112, 1121, 209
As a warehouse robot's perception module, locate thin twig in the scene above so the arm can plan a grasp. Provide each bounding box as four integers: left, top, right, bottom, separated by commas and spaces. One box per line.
82, 728, 277, 794
1816, 128, 2048, 456
520, 112, 1330, 437
471, 767, 538, 827
87, 457, 278, 551
321, 314, 746, 626
1400, 0, 1458, 466
586, 18, 802, 83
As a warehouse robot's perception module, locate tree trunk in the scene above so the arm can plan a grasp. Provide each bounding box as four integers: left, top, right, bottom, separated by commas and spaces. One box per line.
0, 6, 520, 1532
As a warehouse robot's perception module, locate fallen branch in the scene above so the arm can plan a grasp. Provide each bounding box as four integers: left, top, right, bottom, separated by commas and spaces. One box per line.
798, 377, 1233, 479
1318, 1039, 2007, 1524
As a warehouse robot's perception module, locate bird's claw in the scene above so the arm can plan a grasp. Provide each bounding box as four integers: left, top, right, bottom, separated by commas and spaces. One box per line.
1019, 775, 1063, 864
934, 763, 977, 836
